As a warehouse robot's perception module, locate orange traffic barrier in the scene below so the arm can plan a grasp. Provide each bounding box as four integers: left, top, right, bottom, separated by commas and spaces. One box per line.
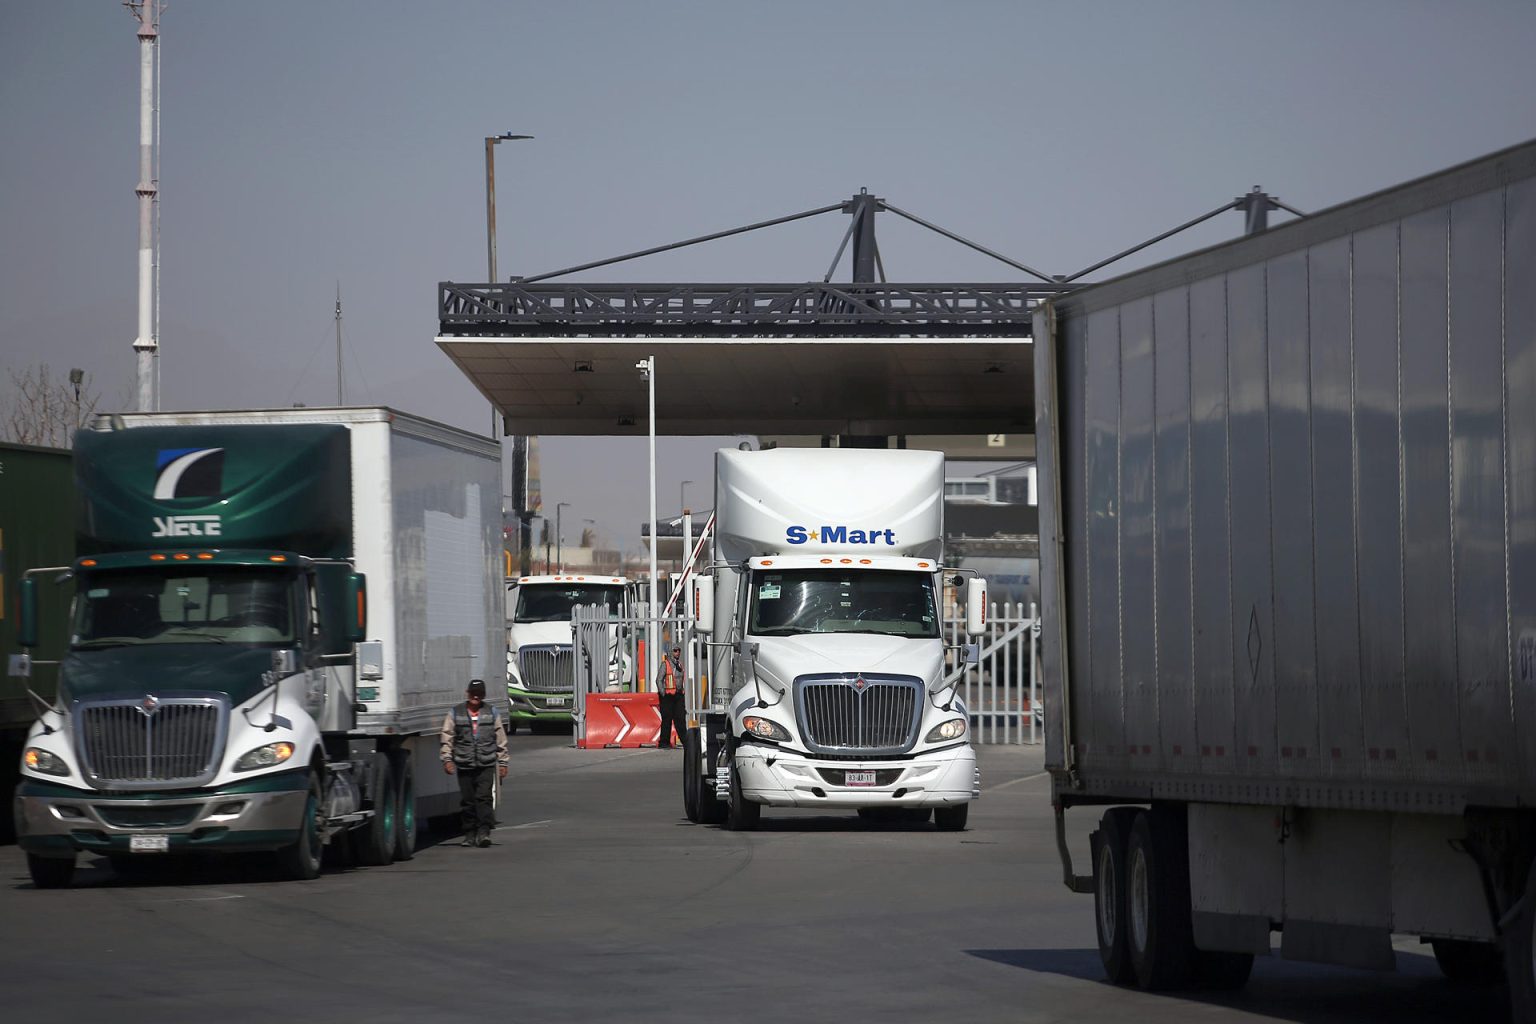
579, 692, 662, 748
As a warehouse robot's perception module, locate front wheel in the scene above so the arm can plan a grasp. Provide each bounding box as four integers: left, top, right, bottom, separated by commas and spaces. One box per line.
934, 804, 969, 832
26, 852, 76, 889
724, 760, 760, 831
274, 773, 324, 881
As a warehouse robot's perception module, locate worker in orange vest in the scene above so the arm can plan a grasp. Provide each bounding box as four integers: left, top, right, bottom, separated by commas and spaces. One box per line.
655, 644, 686, 750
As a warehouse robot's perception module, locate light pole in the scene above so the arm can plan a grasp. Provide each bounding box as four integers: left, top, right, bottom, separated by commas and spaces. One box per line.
485, 132, 533, 289
680, 479, 694, 515
69, 368, 84, 433
637, 356, 658, 690
555, 502, 571, 572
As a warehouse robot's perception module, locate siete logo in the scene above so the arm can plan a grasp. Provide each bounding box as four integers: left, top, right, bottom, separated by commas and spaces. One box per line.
154, 447, 225, 500
152, 514, 222, 538
785, 525, 896, 545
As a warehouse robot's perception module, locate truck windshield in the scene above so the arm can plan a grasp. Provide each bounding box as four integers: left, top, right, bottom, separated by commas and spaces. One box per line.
748, 569, 939, 639
72, 569, 299, 647
513, 585, 624, 623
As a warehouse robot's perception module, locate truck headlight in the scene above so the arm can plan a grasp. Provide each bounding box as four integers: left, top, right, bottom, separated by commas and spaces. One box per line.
23, 747, 71, 777
742, 716, 791, 741
233, 741, 295, 772
925, 718, 968, 742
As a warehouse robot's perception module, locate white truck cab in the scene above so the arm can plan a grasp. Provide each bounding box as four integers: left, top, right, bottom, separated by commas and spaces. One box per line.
686, 447, 987, 831
505, 575, 631, 729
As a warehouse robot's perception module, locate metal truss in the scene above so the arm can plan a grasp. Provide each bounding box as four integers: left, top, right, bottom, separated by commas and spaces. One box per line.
438, 281, 1071, 337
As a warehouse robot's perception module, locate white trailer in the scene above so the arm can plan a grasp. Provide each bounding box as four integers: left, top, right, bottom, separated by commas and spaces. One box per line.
684, 447, 987, 830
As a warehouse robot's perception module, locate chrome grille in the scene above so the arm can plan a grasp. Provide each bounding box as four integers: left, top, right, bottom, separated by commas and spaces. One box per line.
76, 698, 226, 790
795, 674, 922, 756
519, 646, 575, 693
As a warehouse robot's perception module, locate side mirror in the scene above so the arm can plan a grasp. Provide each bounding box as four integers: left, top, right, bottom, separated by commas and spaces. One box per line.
346, 573, 367, 643
964, 578, 988, 637
692, 574, 715, 636
18, 577, 38, 648
270, 648, 300, 676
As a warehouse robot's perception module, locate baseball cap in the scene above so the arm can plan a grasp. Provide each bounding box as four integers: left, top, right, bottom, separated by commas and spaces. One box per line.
466, 680, 487, 697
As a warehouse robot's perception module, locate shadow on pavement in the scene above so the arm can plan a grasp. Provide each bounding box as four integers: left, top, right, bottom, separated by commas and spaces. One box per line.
967, 947, 1509, 1023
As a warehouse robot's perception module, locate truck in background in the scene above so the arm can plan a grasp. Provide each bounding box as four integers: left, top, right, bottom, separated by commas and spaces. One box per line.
12, 407, 503, 886
684, 446, 987, 831
1034, 139, 1536, 1018
505, 573, 633, 730
0, 441, 74, 843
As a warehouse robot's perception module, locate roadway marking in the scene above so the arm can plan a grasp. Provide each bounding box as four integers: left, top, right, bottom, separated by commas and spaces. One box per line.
507, 819, 552, 829
985, 770, 1048, 792
136, 894, 245, 903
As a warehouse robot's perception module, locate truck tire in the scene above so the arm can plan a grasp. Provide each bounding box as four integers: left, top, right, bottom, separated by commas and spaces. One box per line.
274, 773, 325, 881
1430, 938, 1502, 986
391, 750, 417, 862
683, 727, 702, 823
1504, 858, 1536, 1019
725, 760, 760, 831
1192, 949, 1254, 991
354, 752, 397, 867
934, 804, 969, 832
1092, 807, 1139, 985
1125, 807, 1196, 990
26, 852, 76, 889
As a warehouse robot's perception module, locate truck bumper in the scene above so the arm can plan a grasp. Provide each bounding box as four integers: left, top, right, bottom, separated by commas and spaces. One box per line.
508, 690, 576, 722
13, 772, 310, 858
735, 744, 978, 809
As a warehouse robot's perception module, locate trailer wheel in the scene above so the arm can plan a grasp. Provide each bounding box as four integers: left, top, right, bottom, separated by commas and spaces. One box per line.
274, 773, 324, 881
1092, 807, 1139, 985
934, 804, 969, 832
1193, 949, 1254, 991
26, 852, 76, 889
354, 752, 397, 867
1429, 939, 1502, 986
391, 750, 417, 862
725, 759, 760, 831
1504, 858, 1536, 1019
1125, 807, 1196, 990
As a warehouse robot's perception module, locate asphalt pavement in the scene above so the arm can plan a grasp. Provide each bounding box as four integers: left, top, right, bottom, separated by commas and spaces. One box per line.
0, 731, 1506, 1023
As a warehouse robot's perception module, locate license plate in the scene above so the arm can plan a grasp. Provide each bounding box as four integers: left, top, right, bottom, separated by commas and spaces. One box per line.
546, 697, 569, 707
845, 770, 876, 787
129, 834, 170, 854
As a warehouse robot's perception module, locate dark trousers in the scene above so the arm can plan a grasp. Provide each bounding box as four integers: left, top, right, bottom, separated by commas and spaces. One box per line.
657, 691, 686, 748
457, 764, 496, 836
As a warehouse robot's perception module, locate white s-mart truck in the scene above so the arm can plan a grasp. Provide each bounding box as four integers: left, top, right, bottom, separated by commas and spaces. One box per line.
683, 446, 988, 831
13, 408, 503, 886
505, 574, 633, 730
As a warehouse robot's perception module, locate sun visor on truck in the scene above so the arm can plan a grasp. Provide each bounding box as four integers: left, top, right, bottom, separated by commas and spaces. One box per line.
714, 447, 944, 562
74, 424, 353, 558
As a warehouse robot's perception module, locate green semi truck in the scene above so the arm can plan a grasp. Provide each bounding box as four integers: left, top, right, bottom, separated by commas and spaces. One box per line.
10, 408, 503, 886
1, 441, 75, 843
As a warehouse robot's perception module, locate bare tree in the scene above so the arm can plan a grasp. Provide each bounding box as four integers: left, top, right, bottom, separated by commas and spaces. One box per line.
0, 364, 102, 448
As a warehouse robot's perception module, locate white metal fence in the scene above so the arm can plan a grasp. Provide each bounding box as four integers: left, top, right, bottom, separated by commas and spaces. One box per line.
946, 601, 1041, 745
568, 600, 1042, 745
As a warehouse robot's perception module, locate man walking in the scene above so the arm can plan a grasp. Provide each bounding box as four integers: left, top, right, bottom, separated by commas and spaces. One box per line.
439, 679, 508, 847
655, 644, 687, 750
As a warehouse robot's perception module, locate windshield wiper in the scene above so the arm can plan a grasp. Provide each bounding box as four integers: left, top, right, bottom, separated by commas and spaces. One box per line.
71, 637, 139, 649
161, 630, 229, 644
752, 627, 810, 637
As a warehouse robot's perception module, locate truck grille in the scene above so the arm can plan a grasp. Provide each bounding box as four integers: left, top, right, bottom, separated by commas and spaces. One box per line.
794, 674, 923, 757
76, 698, 227, 790
519, 646, 574, 693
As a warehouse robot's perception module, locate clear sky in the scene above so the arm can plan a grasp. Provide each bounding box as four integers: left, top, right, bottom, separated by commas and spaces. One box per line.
5, 0, 1536, 556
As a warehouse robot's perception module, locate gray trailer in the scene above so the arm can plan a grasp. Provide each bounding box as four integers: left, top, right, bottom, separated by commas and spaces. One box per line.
1034, 138, 1536, 1018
